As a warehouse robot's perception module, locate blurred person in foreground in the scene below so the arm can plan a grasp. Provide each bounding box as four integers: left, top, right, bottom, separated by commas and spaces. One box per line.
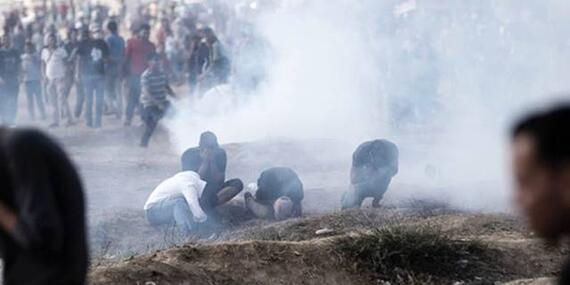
181, 132, 244, 215
244, 167, 304, 220
0, 127, 87, 284
512, 105, 570, 284
139, 53, 175, 147
341, 139, 399, 209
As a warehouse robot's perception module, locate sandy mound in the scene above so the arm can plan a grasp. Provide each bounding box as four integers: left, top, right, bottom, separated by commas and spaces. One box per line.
90, 209, 567, 285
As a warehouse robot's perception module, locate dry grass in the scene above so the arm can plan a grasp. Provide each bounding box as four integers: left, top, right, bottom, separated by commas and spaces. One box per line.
337, 226, 500, 284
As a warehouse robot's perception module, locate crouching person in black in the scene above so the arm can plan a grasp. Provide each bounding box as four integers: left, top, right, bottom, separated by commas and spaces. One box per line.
181, 131, 244, 214
341, 139, 399, 209
245, 167, 304, 220
0, 127, 87, 285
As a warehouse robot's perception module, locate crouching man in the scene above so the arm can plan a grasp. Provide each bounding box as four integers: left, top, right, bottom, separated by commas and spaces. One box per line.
181, 132, 244, 215
144, 171, 208, 234
341, 139, 399, 209
245, 167, 304, 220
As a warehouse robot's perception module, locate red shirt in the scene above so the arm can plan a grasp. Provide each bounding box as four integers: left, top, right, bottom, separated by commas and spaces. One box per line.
125, 38, 156, 75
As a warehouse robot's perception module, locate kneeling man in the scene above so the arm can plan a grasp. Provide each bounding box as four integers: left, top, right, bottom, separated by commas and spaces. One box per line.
144, 171, 208, 234
245, 167, 304, 220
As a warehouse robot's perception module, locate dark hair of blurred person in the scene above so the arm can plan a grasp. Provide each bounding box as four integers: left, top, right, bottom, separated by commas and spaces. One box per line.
0, 127, 87, 285
511, 104, 570, 284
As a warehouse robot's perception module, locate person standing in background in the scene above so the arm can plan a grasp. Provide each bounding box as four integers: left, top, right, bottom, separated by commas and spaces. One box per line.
42, 33, 69, 128
21, 42, 46, 121
0, 35, 22, 126
63, 27, 80, 126
123, 24, 155, 126
104, 20, 125, 118
76, 25, 109, 128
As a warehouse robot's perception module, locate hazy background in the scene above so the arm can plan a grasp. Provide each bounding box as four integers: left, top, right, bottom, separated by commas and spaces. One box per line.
165, 0, 570, 212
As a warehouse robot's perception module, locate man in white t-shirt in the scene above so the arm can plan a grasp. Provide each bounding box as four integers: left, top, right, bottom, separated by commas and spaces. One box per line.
144, 171, 208, 234
41, 33, 69, 127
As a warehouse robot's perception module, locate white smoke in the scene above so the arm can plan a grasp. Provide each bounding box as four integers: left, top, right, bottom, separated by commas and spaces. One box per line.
166, 0, 570, 212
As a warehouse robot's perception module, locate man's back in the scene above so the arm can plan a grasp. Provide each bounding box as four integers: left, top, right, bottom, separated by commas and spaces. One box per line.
0, 129, 87, 285
256, 167, 304, 204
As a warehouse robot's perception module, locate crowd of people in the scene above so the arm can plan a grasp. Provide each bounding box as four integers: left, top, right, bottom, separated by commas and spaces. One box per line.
0, 0, 262, 146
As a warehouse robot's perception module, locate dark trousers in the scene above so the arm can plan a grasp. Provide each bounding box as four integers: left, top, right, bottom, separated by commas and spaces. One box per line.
0, 83, 19, 125
140, 105, 165, 147
125, 74, 142, 124
24, 81, 46, 120
105, 64, 122, 118
83, 76, 105, 127
74, 78, 85, 118
200, 179, 244, 212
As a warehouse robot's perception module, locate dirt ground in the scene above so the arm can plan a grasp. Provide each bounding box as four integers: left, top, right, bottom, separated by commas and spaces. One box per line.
13, 99, 567, 284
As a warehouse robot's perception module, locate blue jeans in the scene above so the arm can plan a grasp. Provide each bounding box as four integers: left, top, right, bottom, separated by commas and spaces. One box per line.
0, 82, 19, 125
145, 197, 194, 234
24, 81, 46, 120
83, 76, 105, 127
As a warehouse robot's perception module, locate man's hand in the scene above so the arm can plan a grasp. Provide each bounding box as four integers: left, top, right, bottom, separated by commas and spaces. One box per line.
200, 148, 213, 161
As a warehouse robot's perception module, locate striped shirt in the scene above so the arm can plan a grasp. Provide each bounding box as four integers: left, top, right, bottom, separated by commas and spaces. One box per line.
141, 68, 169, 109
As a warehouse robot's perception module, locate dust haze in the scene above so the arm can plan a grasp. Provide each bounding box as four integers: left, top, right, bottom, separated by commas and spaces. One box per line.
165, 0, 570, 212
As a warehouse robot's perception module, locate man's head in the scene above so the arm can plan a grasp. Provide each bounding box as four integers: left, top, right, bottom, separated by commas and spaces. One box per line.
47, 33, 57, 48
274, 196, 294, 221
90, 24, 103, 40
199, 131, 219, 150
138, 24, 150, 41
512, 105, 570, 241
24, 41, 35, 54
107, 20, 118, 34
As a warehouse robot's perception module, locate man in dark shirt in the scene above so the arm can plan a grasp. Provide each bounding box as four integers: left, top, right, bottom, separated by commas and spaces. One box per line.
341, 139, 399, 209
76, 25, 110, 128
244, 167, 304, 220
181, 132, 243, 213
511, 106, 570, 285
0, 35, 22, 125
64, 27, 83, 123
0, 127, 87, 285
104, 21, 125, 118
